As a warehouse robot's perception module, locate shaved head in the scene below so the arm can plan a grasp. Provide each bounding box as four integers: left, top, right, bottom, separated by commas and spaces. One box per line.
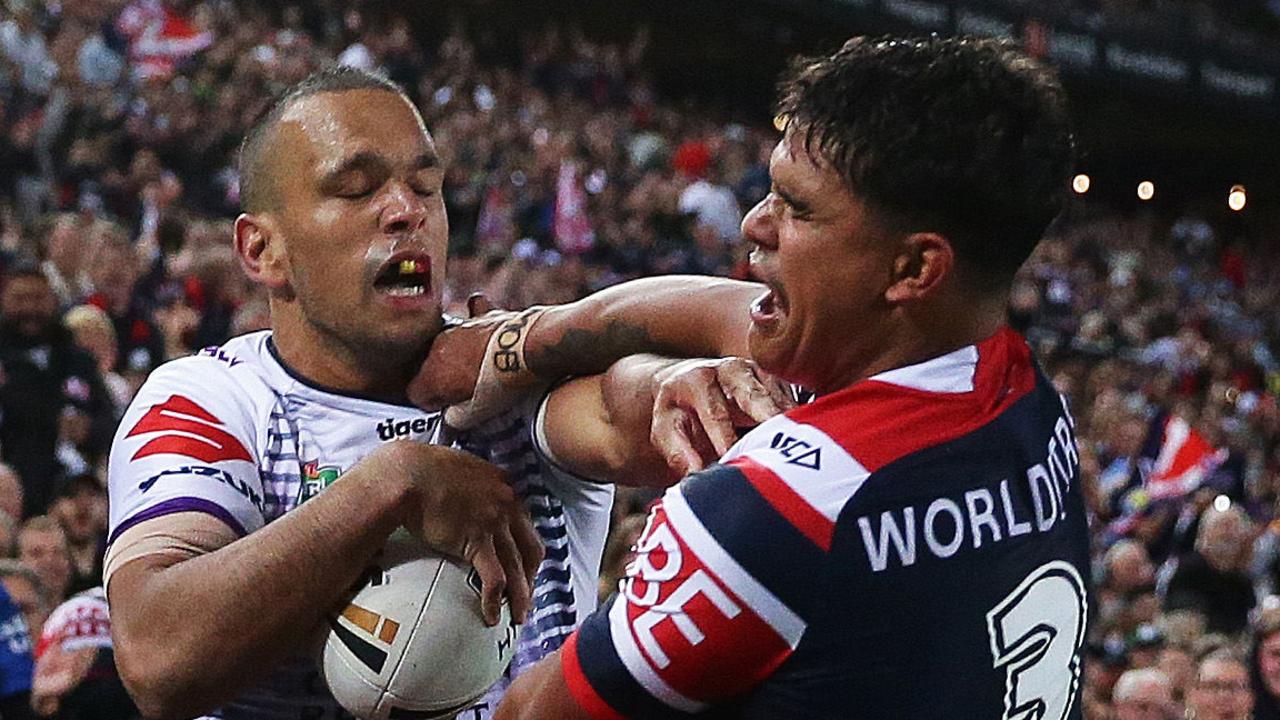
238, 66, 415, 213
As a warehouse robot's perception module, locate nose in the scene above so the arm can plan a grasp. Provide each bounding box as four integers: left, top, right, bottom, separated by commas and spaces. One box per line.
378, 180, 427, 236
741, 194, 779, 251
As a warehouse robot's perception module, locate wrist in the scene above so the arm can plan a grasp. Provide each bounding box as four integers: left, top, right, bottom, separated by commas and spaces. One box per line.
444, 307, 548, 429
363, 441, 431, 531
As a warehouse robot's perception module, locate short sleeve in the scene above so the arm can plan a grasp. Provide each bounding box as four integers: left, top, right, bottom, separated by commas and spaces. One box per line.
561, 459, 824, 718
107, 357, 266, 546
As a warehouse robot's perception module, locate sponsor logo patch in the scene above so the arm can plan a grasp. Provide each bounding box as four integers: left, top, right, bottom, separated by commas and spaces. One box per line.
138, 465, 265, 512
127, 395, 252, 464
299, 461, 343, 504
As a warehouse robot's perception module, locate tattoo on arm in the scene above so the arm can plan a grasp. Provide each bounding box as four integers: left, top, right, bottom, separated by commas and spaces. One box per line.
527, 321, 682, 379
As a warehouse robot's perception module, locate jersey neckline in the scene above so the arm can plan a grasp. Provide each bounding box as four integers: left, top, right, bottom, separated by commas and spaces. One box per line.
265, 335, 420, 409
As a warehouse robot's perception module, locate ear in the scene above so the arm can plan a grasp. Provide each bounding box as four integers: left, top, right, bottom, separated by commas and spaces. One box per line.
234, 213, 293, 297
885, 232, 954, 304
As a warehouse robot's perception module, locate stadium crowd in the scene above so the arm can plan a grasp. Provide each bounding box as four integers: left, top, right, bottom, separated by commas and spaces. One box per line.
0, 0, 1278, 718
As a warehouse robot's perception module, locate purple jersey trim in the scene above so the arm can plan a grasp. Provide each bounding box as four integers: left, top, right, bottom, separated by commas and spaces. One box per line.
108, 497, 249, 546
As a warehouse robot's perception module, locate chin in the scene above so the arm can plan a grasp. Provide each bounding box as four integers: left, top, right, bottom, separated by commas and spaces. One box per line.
748, 331, 800, 386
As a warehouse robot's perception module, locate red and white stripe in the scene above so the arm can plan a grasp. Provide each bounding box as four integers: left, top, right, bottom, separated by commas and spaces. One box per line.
726, 414, 870, 551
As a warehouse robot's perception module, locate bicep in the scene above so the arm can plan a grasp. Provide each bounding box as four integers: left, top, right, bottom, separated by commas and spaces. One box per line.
105, 512, 239, 626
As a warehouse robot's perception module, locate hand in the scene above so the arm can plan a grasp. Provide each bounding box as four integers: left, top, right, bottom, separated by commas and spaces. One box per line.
409, 294, 514, 411
32, 643, 97, 717
410, 294, 549, 430
650, 357, 795, 477
383, 442, 543, 626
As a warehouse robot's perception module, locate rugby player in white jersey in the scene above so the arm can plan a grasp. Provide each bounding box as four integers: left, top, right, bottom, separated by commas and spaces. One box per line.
104, 68, 549, 720
105, 67, 777, 720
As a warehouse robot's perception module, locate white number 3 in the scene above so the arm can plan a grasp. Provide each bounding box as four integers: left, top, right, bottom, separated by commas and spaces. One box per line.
987, 561, 1088, 720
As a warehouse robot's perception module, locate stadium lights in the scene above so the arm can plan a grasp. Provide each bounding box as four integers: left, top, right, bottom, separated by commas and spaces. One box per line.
1072, 174, 1090, 194
1137, 181, 1155, 201
1229, 185, 1247, 212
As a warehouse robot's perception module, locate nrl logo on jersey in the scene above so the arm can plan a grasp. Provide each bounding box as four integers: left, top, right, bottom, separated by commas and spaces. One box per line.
299, 460, 342, 503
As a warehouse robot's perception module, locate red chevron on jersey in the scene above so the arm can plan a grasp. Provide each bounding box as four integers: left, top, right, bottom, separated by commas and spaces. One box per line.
126, 394, 252, 464
610, 498, 801, 708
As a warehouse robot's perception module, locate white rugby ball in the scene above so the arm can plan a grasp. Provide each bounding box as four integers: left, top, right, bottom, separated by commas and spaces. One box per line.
320, 532, 520, 720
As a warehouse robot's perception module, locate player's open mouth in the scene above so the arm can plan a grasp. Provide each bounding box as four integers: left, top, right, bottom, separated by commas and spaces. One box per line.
750, 285, 786, 329
373, 254, 431, 298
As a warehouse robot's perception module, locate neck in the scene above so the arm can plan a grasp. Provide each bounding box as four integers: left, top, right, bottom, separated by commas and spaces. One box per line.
269, 307, 419, 404
815, 292, 1007, 396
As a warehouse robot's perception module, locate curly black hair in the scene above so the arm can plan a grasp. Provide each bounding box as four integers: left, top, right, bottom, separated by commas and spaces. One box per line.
776, 36, 1075, 286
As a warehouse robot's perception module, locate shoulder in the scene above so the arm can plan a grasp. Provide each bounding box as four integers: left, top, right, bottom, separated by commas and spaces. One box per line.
108, 335, 275, 502
126, 333, 276, 420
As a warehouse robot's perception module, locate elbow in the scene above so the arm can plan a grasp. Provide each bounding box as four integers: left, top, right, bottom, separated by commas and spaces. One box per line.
116, 642, 204, 720
597, 443, 679, 489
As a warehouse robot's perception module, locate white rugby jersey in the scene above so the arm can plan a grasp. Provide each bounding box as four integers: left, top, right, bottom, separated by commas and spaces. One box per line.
106, 330, 613, 720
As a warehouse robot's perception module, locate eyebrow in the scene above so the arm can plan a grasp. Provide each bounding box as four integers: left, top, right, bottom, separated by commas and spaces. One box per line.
773, 184, 809, 213
320, 149, 440, 185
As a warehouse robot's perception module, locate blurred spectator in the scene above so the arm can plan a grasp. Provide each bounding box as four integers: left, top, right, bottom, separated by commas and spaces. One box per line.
32, 587, 136, 720
0, 0, 56, 98
1157, 644, 1196, 715
1112, 667, 1175, 720
0, 463, 25, 527
47, 476, 106, 596
1097, 540, 1158, 645
0, 559, 35, 720
1163, 505, 1257, 636
83, 225, 165, 385
0, 561, 49, 655
0, 266, 112, 517
16, 518, 71, 608
1185, 650, 1254, 720
63, 305, 132, 418
1253, 608, 1280, 720
676, 157, 742, 243
38, 214, 93, 308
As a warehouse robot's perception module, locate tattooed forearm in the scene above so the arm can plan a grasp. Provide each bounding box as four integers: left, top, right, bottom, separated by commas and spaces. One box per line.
525, 321, 684, 379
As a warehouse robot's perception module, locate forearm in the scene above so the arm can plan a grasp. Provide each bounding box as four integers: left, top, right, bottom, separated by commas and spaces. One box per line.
541, 357, 680, 487
111, 454, 411, 718
493, 650, 584, 720
595, 354, 683, 483
526, 276, 759, 379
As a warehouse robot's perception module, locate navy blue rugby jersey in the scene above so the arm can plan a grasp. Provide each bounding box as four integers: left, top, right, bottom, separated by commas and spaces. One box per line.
560, 327, 1091, 719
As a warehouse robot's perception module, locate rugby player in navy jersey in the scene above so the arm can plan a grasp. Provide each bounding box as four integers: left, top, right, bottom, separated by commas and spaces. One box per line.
477, 36, 1088, 719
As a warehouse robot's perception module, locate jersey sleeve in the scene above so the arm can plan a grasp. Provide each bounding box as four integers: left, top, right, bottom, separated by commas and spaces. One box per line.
561, 458, 835, 718
0, 588, 33, 698
107, 356, 266, 547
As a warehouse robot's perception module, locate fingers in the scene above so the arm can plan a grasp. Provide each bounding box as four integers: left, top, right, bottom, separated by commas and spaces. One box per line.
650, 406, 706, 477
466, 535, 506, 627
467, 292, 495, 317
512, 512, 544, 589
675, 371, 739, 457
756, 365, 799, 412
493, 526, 532, 624
716, 359, 791, 424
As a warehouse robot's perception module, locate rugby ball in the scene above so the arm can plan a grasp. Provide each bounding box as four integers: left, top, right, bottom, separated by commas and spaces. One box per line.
320, 532, 520, 719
